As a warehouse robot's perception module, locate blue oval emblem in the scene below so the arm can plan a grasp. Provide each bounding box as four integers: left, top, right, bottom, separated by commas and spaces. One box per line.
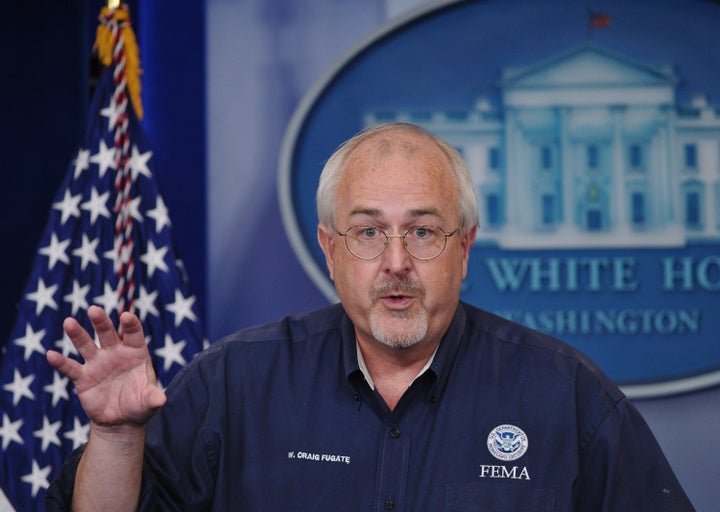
279, 0, 720, 397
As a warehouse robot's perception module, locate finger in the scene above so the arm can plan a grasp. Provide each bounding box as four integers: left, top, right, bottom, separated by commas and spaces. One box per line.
118, 310, 147, 348
46, 350, 84, 382
63, 316, 99, 362
87, 305, 121, 349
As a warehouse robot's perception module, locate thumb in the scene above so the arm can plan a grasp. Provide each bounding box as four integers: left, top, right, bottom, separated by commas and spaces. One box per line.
144, 386, 167, 412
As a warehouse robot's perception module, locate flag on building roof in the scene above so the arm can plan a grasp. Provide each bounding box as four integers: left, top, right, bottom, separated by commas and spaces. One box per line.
588, 10, 611, 28
0, 4, 206, 510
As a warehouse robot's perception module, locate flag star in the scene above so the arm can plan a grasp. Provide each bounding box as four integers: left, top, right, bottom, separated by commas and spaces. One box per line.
81, 187, 111, 225
146, 195, 171, 233
26, 278, 59, 316
54, 331, 79, 358
0, 413, 24, 449
2, 369, 35, 405
73, 148, 90, 179
154, 334, 187, 371
63, 279, 90, 316
38, 232, 71, 270
33, 415, 62, 452
100, 100, 121, 131
90, 138, 117, 178
21, 460, 52, 498
134, 284, 159, 321
72, 234, 100, 271
14, 324, 46, 361
64, 417, 90, 450
93, 281, 120, 317
103, 236, 123, 273
128, 195, 144, 223
140, 240, 169, 278
43, 372, 70, 407
129, 144, 153, 180
52, 188, 82, 224
165, 290, 197, 327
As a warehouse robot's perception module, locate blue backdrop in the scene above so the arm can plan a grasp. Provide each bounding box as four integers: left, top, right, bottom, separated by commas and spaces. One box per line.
1, 1, 718, 510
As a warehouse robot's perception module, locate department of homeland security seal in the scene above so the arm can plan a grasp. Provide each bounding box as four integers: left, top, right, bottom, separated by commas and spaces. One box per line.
487, 424, 529, 462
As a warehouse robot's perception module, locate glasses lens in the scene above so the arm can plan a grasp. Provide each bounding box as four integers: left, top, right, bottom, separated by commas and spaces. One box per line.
404, 226, 446, 259
346, 226, 387, 259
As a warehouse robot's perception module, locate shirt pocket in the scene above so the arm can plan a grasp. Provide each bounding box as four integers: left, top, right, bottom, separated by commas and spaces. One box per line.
445, 483, 556, 512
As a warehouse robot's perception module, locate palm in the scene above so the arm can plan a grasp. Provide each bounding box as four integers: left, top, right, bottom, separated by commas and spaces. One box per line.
47, 306, 166, 427
74, 341, 158, 426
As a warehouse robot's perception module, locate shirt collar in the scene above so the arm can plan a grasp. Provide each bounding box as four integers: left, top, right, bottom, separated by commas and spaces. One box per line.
355, 342, 439, 391
341, 303, 468, 400
425, 303, 467, 400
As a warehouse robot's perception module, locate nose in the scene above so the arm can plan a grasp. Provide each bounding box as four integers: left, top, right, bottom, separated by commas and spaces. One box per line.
382, 234, 412, 274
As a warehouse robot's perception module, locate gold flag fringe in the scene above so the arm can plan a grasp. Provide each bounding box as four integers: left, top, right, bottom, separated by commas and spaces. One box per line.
94, 4, 144, 120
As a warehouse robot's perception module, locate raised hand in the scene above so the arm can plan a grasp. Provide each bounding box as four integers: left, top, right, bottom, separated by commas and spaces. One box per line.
46, 305, 166, 428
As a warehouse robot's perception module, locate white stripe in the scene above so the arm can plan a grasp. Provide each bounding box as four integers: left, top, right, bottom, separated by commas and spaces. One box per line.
0, 489, 16, 512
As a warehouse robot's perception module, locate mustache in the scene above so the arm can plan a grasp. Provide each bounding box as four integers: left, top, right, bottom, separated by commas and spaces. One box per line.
371, 277, 425, 299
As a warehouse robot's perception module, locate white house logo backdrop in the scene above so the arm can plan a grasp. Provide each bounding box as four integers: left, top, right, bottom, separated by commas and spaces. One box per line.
279, 0, 720, 398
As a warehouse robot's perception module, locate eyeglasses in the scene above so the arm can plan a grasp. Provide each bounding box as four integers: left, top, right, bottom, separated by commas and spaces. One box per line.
336, 225, 459, 261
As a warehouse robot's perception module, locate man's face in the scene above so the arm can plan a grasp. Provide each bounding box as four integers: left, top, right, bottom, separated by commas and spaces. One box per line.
318, 131, 476, 351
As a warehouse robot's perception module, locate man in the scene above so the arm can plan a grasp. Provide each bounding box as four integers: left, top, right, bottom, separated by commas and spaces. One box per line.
46, 122, 694, 510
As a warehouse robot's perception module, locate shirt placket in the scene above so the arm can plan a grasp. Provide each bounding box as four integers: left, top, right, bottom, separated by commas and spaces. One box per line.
375, 412, 410, 511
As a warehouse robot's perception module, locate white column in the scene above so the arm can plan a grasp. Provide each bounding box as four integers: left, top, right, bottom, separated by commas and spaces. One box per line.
559, 107, 574, 230
611, 106, 627, 231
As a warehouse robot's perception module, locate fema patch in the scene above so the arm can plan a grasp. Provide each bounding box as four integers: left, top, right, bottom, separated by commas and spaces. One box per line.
486, 424, 529, 462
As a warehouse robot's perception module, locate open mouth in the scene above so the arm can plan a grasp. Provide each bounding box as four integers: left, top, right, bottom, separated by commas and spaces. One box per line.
373, 280, 424, 306
382, 294, 414, 307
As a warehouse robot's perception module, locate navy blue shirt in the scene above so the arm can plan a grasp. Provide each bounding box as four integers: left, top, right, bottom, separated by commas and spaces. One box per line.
47, 302, 694, 511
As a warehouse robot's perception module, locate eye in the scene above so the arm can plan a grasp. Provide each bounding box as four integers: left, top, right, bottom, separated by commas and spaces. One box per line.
410, 226, 434, 239
357, 226, 381, 239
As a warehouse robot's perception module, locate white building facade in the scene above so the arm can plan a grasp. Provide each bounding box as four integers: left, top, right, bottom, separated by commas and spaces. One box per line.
365, 44, 720, 249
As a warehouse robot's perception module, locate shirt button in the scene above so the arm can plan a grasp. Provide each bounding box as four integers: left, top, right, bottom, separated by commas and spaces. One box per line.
384, 498, 395, 510
390, 427, 401, 438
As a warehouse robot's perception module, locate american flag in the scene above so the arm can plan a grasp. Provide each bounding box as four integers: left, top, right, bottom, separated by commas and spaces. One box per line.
0, 5, 205, 510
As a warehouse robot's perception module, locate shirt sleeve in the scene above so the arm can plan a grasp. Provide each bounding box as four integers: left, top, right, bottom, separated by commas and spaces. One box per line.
574, 396, 695, 511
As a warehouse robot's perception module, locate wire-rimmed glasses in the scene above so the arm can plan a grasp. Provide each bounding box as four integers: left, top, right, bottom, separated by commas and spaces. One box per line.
336, 225, 458, 261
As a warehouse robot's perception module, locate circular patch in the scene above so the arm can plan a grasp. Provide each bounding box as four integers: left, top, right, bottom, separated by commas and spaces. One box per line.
487, 424, 529, 461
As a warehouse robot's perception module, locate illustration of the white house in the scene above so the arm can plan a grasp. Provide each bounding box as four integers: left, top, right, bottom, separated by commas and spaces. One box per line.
364, 44, 720, 249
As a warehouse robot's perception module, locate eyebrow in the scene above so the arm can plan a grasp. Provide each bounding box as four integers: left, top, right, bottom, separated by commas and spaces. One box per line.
348, 207, 444, 220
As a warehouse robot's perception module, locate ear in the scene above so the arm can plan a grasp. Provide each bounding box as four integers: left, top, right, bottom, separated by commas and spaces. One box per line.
317, 223, 336, 281
459, 225, 477, 279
